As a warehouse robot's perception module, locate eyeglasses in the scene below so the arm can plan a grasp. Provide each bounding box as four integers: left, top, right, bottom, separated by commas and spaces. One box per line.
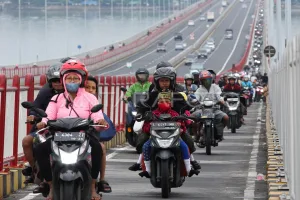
65, 77, 80, 82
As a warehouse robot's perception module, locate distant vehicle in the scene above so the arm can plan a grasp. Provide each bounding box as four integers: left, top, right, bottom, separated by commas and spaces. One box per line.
175, 43, 185, 51
207, 12, 215, 22
204, 45, 212, 54
225, 29, 233, 39
200, 16, 206, 21
188, 20, 195, 26
207, 38, 215, 44
240, 0, 244, 2
174, 33, 183, 41
190, 62, 205, 74
197, 49, 208, 59
222, 0, 227, 7
185, 54, 197, 65
156, 42, 166, 52
242, 3, 247, 8
206, 41, 215, 51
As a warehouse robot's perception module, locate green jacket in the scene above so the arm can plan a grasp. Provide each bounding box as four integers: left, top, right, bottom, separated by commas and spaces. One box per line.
125, 81, 151, 98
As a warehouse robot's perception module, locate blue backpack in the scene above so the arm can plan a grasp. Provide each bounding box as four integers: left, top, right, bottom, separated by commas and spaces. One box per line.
97, 113, 116, 142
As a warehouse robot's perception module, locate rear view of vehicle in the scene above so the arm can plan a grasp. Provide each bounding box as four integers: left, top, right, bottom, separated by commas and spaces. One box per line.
174, 33, 183, 41
185, 54, 197, 65
175, 43, 184, 51
157, 42, 166, 52
225, 29, 233, 39
188, 20, 195, 26
197, 49, 208, 59
207, 12, 214, 22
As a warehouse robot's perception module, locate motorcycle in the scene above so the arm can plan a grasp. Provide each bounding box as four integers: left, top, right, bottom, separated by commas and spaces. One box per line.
190, 97, 219, 155
254, 85, 264, 102
120, 87, 147, 147
145, 113, 192, 198
223, 92, 242, 133
22, 101, 105, 200
241, 87, 251, 107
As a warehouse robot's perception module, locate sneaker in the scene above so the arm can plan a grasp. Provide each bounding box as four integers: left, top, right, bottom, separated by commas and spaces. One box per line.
188, 169, 200, 177
139, 171, 150, 178
128, 163, 142, 171
191, 160, 201, 170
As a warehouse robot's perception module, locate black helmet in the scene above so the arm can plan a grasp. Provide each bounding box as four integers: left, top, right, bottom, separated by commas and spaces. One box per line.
156, 61, 173, 69
46, 63, 62, 83
135, 68, 149, 83
60, 57, 77, 64
153, 67, 176, 91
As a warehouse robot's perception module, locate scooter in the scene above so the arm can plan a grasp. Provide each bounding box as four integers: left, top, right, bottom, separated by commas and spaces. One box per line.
223, 92, 242, 133
22, 101, 105, 200
254, 85, 263, 102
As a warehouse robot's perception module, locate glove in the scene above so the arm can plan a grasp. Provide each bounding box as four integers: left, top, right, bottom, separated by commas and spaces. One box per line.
135, 113, 143, 122
144, 111, 153, 122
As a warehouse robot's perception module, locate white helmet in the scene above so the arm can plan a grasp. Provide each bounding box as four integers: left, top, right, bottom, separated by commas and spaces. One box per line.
184, 73, 194, 80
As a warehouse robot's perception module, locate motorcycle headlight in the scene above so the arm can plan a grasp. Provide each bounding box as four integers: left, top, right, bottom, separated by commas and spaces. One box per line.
156, 138, 174, 148
168, 128, 180, 138
261, 89, 264, 92
132, 111, 137, 116
151, 130, 162, 138
203, 100, 213, 107
59, 148, 79, 165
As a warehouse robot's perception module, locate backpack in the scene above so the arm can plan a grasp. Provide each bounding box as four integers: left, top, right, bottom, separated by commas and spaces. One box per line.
97, 113, 116, 142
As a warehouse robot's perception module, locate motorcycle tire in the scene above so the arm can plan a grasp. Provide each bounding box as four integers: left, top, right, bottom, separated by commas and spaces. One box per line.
230, 116, 236, 133
205, 126, 212, 155
161, 159, 171, 198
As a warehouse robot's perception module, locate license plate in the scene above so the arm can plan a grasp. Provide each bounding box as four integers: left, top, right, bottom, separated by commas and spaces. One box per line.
227, 98, 239, 101
54, 132, 85, 142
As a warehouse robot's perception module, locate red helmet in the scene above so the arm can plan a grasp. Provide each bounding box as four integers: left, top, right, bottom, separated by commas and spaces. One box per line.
60, 59, 88, 86
199, 70, 212, 80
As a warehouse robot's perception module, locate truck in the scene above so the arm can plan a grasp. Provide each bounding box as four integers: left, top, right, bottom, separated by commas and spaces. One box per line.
207, 12, 214, 22
222, 0, 227, 7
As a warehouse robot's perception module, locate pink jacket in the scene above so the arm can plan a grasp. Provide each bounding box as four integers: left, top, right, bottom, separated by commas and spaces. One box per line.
42, 88, 104, 124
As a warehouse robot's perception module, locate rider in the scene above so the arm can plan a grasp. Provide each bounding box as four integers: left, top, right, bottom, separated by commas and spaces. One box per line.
35, 59, 108, 200
139, 92, 200, 178
223, 74, 246, 124
218, 73, 228, 89
22, 62, 64, 186
124, 68, 151, 101
132, 67, 201, 171
194, 70, 229, 142
85, 76, 113, 193
241, 75, 253, 103
183, 74, 198, 94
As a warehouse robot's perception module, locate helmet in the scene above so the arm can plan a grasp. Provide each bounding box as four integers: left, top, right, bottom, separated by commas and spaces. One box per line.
46, 63, 62, 83
135, 68, 149, 82
234, 73, 240, 79
60, 59, 88, 87
184, 74, 194, 80
153, 67, 176, 91
156, 61, 173, 69
60, 57, 77, 64
227, 74, 236, 81
199, 70, 212, 80
244, 75, 250, 81
207, 70, 216, 76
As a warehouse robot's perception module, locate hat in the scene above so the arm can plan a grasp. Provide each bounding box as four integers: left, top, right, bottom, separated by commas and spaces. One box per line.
158, 92, 172, 100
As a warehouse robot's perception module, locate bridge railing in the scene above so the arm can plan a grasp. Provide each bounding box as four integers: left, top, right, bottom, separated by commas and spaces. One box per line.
268, 34, 300, 200
0, 74, 185, 171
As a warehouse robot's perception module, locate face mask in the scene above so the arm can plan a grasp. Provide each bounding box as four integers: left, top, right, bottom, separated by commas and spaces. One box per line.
65, 83, 80, 93
158, 102, 171, 112
202, 78, 212, 89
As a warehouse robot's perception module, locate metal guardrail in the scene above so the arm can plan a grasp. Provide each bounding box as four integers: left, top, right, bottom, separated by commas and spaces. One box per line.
268, 34, 300, 200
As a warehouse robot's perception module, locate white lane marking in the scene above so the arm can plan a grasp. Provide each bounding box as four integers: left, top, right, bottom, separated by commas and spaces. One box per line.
106, 145, 132, 160
99, 1, 222, 75
243, 102, 262, 200
217, 0, 255, 75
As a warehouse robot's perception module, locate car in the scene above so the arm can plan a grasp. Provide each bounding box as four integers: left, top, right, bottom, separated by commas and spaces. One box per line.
225, 29, 233, 39
175, 43, 185, 51
206, 41, 215, 51
240, 0, 244, 2
207, 38, 215, 44
242, 3, 247, 8
188, 20, 195, 26
200, 16, 206, 21
203, 45, 212, 54
174, 33, 183, 41
185, 53, 197, 65
196, 49, 208, 59
190, 62, 205, 74
156, 42, 166, 52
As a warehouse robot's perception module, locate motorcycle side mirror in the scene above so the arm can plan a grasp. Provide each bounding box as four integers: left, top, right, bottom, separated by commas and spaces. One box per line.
91, 104, 103, 113
120, 87, 127, 92
35, 108, 48, 118
21, 101, 35, 109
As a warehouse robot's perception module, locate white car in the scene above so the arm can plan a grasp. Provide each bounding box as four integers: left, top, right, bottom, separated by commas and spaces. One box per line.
242, 3, 247, 8
175, 43, 185, 51
200, 16, 206, 21
206, 41, 215, 50
204, 45, 212, 54
188, 20, 195, 26
240, 0, 244, 2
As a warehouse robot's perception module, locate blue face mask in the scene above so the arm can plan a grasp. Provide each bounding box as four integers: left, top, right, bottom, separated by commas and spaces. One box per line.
65, 83, 80, 93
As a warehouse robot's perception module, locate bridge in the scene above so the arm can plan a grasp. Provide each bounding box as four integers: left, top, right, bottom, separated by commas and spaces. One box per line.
0, 0, 297, 198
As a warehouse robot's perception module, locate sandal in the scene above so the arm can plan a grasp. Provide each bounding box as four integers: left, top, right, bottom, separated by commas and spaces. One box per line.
91, 192, 102, 200
97, 180, 112, 193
